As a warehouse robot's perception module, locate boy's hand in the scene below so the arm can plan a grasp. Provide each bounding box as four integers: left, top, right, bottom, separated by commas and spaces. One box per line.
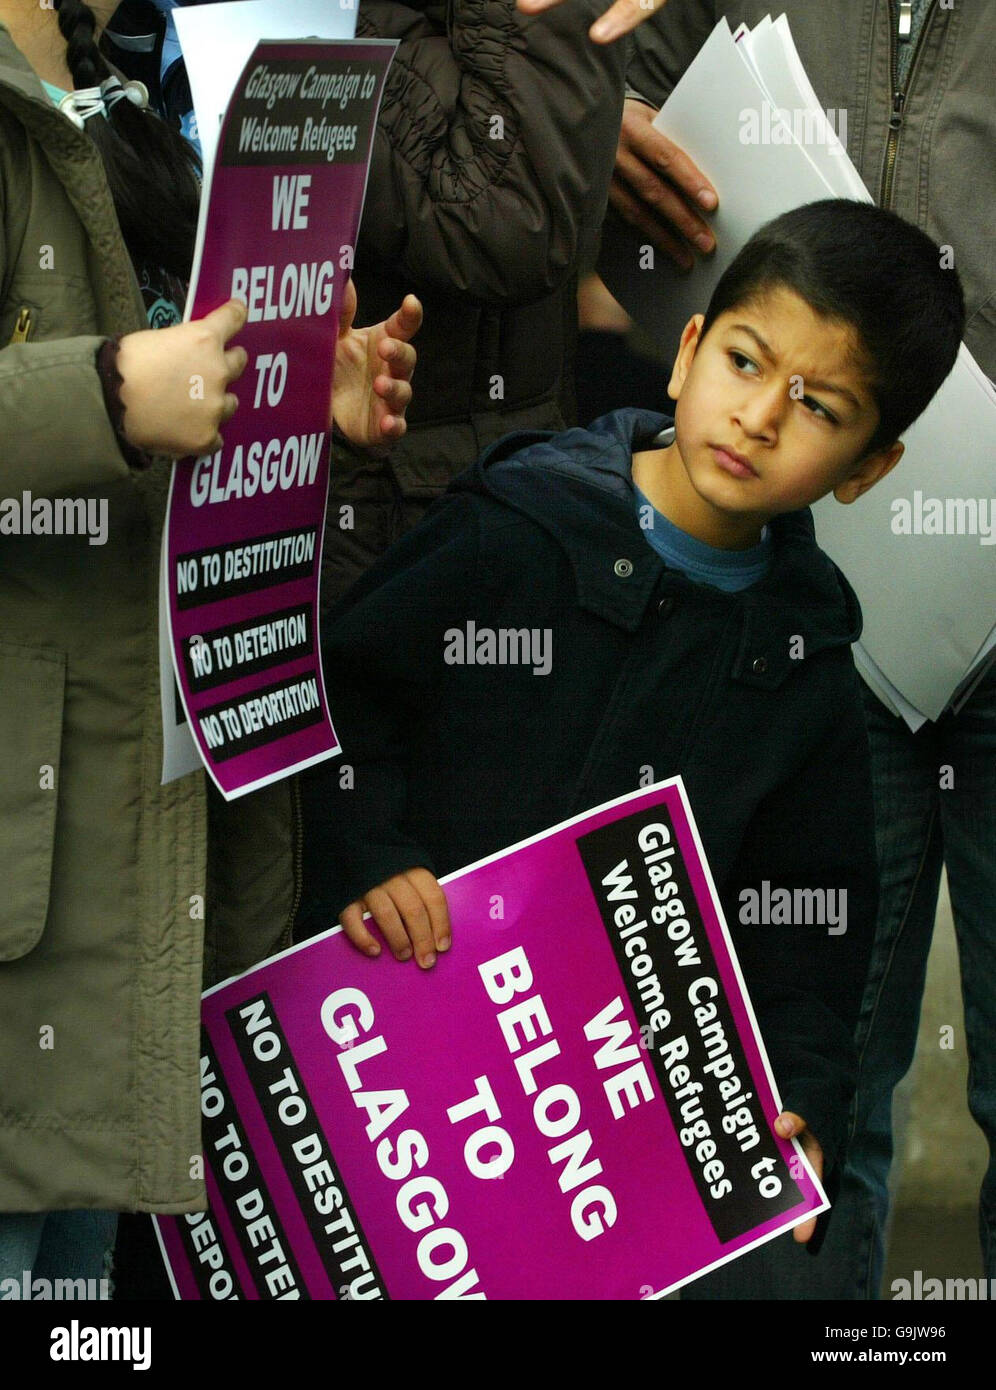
341, 868, 451, 970
775, 1112, 824, 1243
330, 279, 422, 451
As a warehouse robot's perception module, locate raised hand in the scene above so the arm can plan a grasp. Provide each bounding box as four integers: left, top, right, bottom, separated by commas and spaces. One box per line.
516, 0, 669, 45
330, 278, 423, 451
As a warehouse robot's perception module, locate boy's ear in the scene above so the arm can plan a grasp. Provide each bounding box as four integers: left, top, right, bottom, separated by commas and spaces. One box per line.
667, 314, 706, 401
833, 440, 905, 504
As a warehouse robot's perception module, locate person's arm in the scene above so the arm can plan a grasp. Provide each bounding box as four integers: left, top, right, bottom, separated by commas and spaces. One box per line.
719, 663, 878, 1179
1, 286, 419, 493
625, 0, 715, 106
354, 0, 627, 303
0, 296, 251, 490
301, 491, 484, 927
0, 334, 143, 492
604, 1, 719, 269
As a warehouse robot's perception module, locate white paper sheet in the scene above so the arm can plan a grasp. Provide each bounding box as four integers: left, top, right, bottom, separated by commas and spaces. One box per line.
159, 529, 202, 781
853, 643, 926, 730
812, 344, 996, 720
745, 14, 868, 198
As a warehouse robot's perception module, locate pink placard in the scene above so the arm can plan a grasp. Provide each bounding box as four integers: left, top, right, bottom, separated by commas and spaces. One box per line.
165, 40, 395, 797
155, 778, 827, 1300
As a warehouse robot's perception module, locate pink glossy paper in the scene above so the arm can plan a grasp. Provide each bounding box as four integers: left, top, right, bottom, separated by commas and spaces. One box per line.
155, 778, 827, 1300
165, 40, 394, 797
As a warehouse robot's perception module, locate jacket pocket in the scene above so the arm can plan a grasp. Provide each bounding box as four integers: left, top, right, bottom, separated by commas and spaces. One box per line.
0, 642, 65, 960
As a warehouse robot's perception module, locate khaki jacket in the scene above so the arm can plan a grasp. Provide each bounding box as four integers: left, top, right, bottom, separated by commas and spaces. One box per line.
0, 24, 294, 1214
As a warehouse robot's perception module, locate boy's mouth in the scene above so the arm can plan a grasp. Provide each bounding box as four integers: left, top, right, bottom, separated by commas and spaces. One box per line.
711, 445, 759, 479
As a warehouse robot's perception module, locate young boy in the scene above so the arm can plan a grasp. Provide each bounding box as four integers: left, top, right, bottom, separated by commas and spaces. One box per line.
301, 201, 965, 1233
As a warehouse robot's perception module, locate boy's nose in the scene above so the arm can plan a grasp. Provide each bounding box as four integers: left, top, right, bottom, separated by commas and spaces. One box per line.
733, 384, 783, 441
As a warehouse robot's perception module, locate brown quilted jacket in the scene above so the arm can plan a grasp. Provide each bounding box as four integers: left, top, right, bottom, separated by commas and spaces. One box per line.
322, 0, 628, 601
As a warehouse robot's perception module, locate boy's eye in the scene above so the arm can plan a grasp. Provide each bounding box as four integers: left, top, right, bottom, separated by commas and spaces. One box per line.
729, 350, 759, 374
801, 394, 839, 425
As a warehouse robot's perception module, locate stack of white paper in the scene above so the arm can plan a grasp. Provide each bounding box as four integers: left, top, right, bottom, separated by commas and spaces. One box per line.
600, 14, 996, 728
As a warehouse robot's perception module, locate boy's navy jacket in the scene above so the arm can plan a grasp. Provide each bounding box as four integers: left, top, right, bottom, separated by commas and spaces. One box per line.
302, 407, 879, 1174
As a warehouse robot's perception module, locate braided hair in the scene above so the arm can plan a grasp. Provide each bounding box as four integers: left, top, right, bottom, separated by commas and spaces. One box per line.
55, 0, 200, 280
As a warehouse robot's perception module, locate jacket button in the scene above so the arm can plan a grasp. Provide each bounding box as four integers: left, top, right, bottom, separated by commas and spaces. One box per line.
614, 558, 633, 578
658, 597, 676, 618
752, 656, 768, 674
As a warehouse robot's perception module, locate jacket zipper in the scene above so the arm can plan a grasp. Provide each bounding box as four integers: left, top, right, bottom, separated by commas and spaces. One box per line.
880, 0, 938, 208
278, 774, 304, 951
8, 307, 32, 343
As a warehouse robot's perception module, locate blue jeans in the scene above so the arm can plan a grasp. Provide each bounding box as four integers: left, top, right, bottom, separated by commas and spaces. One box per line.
0, 1211, 117, 1296
683, 662, 996, 1299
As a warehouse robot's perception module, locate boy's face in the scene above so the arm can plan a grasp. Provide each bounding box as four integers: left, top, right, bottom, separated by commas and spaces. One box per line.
665, 286, 903, 546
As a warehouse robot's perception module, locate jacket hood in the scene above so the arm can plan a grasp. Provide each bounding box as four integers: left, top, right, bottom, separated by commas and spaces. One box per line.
0, 22, 91, 144
0, 21, 132, 130
449, 407, 863, 685
0, 22, 56, 105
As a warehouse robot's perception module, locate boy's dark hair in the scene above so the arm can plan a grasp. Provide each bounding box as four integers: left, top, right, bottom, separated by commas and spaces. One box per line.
700, 200, 966, 455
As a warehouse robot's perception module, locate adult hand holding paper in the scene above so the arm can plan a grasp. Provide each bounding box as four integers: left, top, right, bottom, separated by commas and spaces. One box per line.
609, 97, 718, 272
600, 18, 842, 354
